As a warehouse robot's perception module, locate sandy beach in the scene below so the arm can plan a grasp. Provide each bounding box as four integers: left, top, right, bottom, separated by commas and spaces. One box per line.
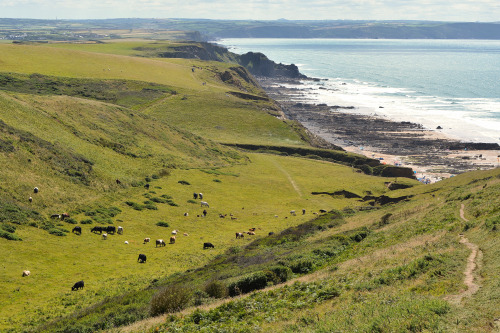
258, 77, 500, 183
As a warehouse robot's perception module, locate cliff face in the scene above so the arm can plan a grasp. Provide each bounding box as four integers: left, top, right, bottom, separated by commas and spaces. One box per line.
157, 42, 306, 79
237, 52, 306, 79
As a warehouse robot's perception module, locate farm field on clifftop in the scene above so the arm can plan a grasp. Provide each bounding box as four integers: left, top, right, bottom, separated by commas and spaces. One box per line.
0, 42, 306, 147
0, 152, 404, 331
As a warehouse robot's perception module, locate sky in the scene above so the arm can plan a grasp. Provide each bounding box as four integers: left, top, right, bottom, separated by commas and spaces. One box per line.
0, 0, 499, 22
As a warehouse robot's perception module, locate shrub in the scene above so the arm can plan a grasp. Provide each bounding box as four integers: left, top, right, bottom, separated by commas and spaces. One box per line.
48, 228, 67, 236
379, 213, 392, 227
80, 219, 93, 224
213, 179, 222, 183
150, 285, 192, 316
268, 265, 292, 283
1, 224, 16, 233
156, 221, 170, 228
187, 199, 197, 204
178, 180, 190, 185
359, 164, 373, 175
65, 218, 78, 224
204, 280, 228, 299
145, 176, 152, 182
0, 230, 22, 241
289, 259, 314, 274
125, 201, 144, 211
151, 174, 160, 179
228, 271, 271, 296
144, 203, 158, 210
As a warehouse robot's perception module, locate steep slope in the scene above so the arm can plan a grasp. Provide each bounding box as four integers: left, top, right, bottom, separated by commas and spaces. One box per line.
113, 168, 500, 333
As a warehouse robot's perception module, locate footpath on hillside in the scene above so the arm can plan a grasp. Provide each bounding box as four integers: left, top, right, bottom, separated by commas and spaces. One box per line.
446, 204, 482, 305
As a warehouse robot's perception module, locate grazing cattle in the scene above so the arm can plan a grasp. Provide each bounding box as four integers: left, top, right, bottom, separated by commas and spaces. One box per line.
236, 232, 244, 239
124, 241, 129, 244
29, 197, 32, 203
170, 236, 176, 244
203, 242, 215, 249
268, 232, 275, 236
116, 179, 121, 184
138, 254, 147, 263
91, 226, 103, 234
72, 226, 82, 235
201, 201, 209, 207
319, 209, 327, 213
51, 214, 61, 219
156, 239, 166, 247
144, 183, 150, 189
71, 280, 84, 291
61, 213, 70, 220
247, 231, 256, 236
290, 210, 296, 216
102, 233, 108, 240
105, 226, 116, 234
22, 270, 30, 277
203, 209, 207, 217
193, 192, 198, 199
143, 237, 150, 244
184, 212, 189, 217
199, 193, 203, 200
183, 233, 189, 236
249, 228, 256, 232
302, 209, 306, 215
117, 226, 123, 235
33, 187, 39, 194
171, 230, 178, 235
219, 214, 225, 218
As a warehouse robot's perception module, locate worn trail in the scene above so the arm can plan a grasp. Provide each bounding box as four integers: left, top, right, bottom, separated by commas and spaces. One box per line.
447, 204, 482, 305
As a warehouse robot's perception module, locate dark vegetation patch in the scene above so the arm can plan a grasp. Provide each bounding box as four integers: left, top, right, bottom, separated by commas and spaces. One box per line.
77, 205, 121, 224
0, 120, 94, 185
223, 143, 415, 179
0, 72, 174, 109
156, 221, 170, 228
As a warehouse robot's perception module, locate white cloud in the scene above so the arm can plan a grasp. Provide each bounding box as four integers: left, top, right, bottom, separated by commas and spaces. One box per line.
0, 0, 498, 21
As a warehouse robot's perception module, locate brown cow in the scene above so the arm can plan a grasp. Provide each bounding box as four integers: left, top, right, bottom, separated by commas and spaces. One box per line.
170, 236, 176, 244
247, 231, 256, 236
143, 237, 151, 244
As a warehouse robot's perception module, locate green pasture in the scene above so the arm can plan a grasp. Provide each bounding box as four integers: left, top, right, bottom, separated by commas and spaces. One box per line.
0, 152, 399, 330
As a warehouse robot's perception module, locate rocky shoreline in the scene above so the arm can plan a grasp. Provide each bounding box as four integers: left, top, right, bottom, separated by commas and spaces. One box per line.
258, 76, 500, 181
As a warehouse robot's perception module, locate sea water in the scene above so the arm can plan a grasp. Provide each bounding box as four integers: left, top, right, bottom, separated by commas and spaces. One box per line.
219, 38, 500, 144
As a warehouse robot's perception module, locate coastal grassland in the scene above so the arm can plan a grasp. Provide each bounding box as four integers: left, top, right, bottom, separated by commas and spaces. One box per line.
109, 168, 499, 333
0, 43, 308, 147
0, 152, 401, 331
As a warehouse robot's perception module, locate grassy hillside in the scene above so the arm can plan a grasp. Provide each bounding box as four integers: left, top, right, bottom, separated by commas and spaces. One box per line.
0, 40, 498, 333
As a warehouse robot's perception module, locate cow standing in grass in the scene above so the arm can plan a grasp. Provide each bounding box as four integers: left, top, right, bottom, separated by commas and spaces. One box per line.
72, 281, 84, 291
138, 254, 147, 263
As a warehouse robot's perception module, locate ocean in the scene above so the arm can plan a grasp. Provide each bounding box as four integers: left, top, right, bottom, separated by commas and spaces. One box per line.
219, 38, 500, 144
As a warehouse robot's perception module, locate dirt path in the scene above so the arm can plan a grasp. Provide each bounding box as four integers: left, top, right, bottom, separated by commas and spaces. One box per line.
446, 204, 482, 305
271, 159, 302, 197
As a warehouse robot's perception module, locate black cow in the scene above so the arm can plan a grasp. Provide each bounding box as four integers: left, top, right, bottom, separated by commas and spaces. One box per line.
203, 242, 215, 249
138, 254, 147, 263
202, 209, 207, 217
268, 232, 275, 236
91, 226, 103, 234
33, 187, 39, 194
193, 192, 198, 199
105, 226, 116, 234
72, 226, 82, 235
319, 209, 327, 213
72, 280, 84, 291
